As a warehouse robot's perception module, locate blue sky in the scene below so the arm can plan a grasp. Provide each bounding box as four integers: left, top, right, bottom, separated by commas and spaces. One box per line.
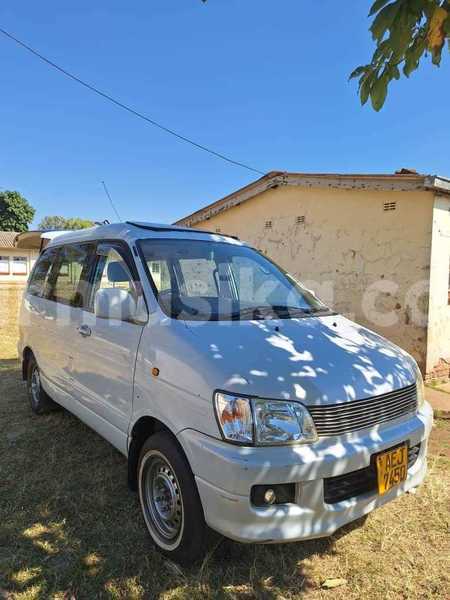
1, 1, 449, 227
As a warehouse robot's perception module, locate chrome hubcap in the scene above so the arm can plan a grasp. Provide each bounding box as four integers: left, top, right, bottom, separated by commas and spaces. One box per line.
143, 456, 183, 542
30, 367, 40, 406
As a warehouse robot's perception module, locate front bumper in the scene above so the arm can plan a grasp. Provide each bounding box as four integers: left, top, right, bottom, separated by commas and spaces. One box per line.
178, 402, 433, 543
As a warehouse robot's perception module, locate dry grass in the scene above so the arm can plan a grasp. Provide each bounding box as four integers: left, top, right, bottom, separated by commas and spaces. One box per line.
0, 358, 449, 599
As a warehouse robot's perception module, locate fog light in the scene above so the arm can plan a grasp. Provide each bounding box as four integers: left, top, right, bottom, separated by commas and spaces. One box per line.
264, 488, 276, 505
250, 483, 296, 507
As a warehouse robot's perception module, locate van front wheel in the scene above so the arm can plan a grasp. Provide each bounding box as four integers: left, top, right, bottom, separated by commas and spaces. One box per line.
138, 432, 207, 565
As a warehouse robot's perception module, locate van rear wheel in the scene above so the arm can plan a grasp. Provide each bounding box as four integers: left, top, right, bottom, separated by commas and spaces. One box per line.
138, 432, 208, 565
26, 355, 58, 415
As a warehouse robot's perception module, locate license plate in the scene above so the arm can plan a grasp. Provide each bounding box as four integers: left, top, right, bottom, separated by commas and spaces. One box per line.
376, 444, 408, 495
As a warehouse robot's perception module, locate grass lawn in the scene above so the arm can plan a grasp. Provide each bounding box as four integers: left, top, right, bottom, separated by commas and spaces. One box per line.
0, 358, 449, 599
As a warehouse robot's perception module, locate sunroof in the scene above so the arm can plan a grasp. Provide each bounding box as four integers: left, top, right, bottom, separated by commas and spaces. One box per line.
126, 221, 238, 239
127, 221, 200, 233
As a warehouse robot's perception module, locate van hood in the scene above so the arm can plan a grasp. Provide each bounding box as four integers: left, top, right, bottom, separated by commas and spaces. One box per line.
185, 314, 418, 405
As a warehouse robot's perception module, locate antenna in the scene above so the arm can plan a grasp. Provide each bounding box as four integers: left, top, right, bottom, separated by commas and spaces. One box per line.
101, 180, 122, 221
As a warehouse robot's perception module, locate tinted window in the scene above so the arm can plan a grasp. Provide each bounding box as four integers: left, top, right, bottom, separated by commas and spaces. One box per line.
28, 248, 58, 297
89, 246, 136, 308
48, 244, 94, 306
139, 238, 330, 321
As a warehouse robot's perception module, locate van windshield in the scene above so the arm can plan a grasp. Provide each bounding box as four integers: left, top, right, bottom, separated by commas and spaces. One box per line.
138, 238, 331, 321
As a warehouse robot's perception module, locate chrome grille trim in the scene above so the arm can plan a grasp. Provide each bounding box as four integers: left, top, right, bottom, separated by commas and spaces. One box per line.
309, 383, 417, 437
311, 394, 416, 420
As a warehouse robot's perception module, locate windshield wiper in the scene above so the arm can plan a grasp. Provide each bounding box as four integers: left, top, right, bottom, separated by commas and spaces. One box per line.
230, 305, 307, 319
230, 305, 334, 320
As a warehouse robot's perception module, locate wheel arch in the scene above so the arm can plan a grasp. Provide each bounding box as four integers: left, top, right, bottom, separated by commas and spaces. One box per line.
22, 346, 34, 380
127, 415, 190, 491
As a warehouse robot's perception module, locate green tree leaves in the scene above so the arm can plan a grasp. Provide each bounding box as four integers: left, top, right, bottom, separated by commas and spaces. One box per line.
351, 0, 450, 110
370, 2, 401, 41
38, 216, 95, 230
404, 34, 427, 75
37, 215, 67, 231
65, 217, 95, 230
371, 72, 389, 110
0, 191, 35, 232
369, 0, 393, 17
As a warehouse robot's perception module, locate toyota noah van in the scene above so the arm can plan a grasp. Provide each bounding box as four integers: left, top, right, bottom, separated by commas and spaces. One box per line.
18, 222, 433, 564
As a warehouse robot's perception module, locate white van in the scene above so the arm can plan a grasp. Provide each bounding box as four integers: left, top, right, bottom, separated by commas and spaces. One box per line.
18, 222, 433, 564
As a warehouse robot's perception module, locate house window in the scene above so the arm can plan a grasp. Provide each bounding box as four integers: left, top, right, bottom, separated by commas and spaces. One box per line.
146, 260, 171, 293
150, 261, 160, 274
0, 256, 10, 275
265, 220, 272, 229
12, 256, 28, 275
383, 201, 397, 211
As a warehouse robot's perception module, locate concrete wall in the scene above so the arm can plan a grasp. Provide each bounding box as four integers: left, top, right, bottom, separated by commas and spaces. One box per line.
194, 185, 435, 371
426, 195, 450, 378
0, 283, 25, 359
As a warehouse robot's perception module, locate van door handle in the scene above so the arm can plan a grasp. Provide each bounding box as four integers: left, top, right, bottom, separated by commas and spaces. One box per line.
77, 325, 92, 337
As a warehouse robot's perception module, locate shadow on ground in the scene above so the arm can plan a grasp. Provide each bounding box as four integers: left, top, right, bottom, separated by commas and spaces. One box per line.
0, 359, 367, 599
1, 359, 448, 599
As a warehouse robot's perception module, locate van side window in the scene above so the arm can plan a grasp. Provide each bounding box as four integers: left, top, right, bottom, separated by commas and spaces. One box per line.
90, 246, 136, 308
28, 248, 58, 297
48, 244, 95, 307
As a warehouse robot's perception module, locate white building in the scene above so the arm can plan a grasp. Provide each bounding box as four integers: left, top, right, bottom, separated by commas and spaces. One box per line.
0, 231, 39, 283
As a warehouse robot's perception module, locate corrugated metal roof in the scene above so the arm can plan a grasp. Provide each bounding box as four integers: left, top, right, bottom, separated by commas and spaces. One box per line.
0, 231, 19, 249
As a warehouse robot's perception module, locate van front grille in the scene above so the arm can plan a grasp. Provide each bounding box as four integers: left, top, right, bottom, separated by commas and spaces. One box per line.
308, 384, 417, 437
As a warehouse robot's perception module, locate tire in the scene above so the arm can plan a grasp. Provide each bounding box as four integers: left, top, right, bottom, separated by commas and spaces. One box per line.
138, 431, 208, 565
26, 355, 58, 415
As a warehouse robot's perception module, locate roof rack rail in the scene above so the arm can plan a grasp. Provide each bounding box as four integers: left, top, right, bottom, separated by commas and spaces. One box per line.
126, 221, 239, 240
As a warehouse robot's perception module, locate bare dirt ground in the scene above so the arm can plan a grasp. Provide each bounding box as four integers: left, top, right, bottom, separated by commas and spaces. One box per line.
0, 358, 449, 599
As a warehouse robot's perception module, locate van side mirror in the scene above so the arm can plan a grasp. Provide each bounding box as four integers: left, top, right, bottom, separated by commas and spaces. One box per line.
95, 288, 143, 323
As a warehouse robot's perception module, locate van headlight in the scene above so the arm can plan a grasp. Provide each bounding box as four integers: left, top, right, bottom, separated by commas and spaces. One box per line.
416, 369, 425, 409
214, 392, 318, 445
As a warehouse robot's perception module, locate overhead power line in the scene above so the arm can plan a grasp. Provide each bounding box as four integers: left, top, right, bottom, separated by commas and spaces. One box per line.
101, 181, 122, 221
0, 27, 265, 176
